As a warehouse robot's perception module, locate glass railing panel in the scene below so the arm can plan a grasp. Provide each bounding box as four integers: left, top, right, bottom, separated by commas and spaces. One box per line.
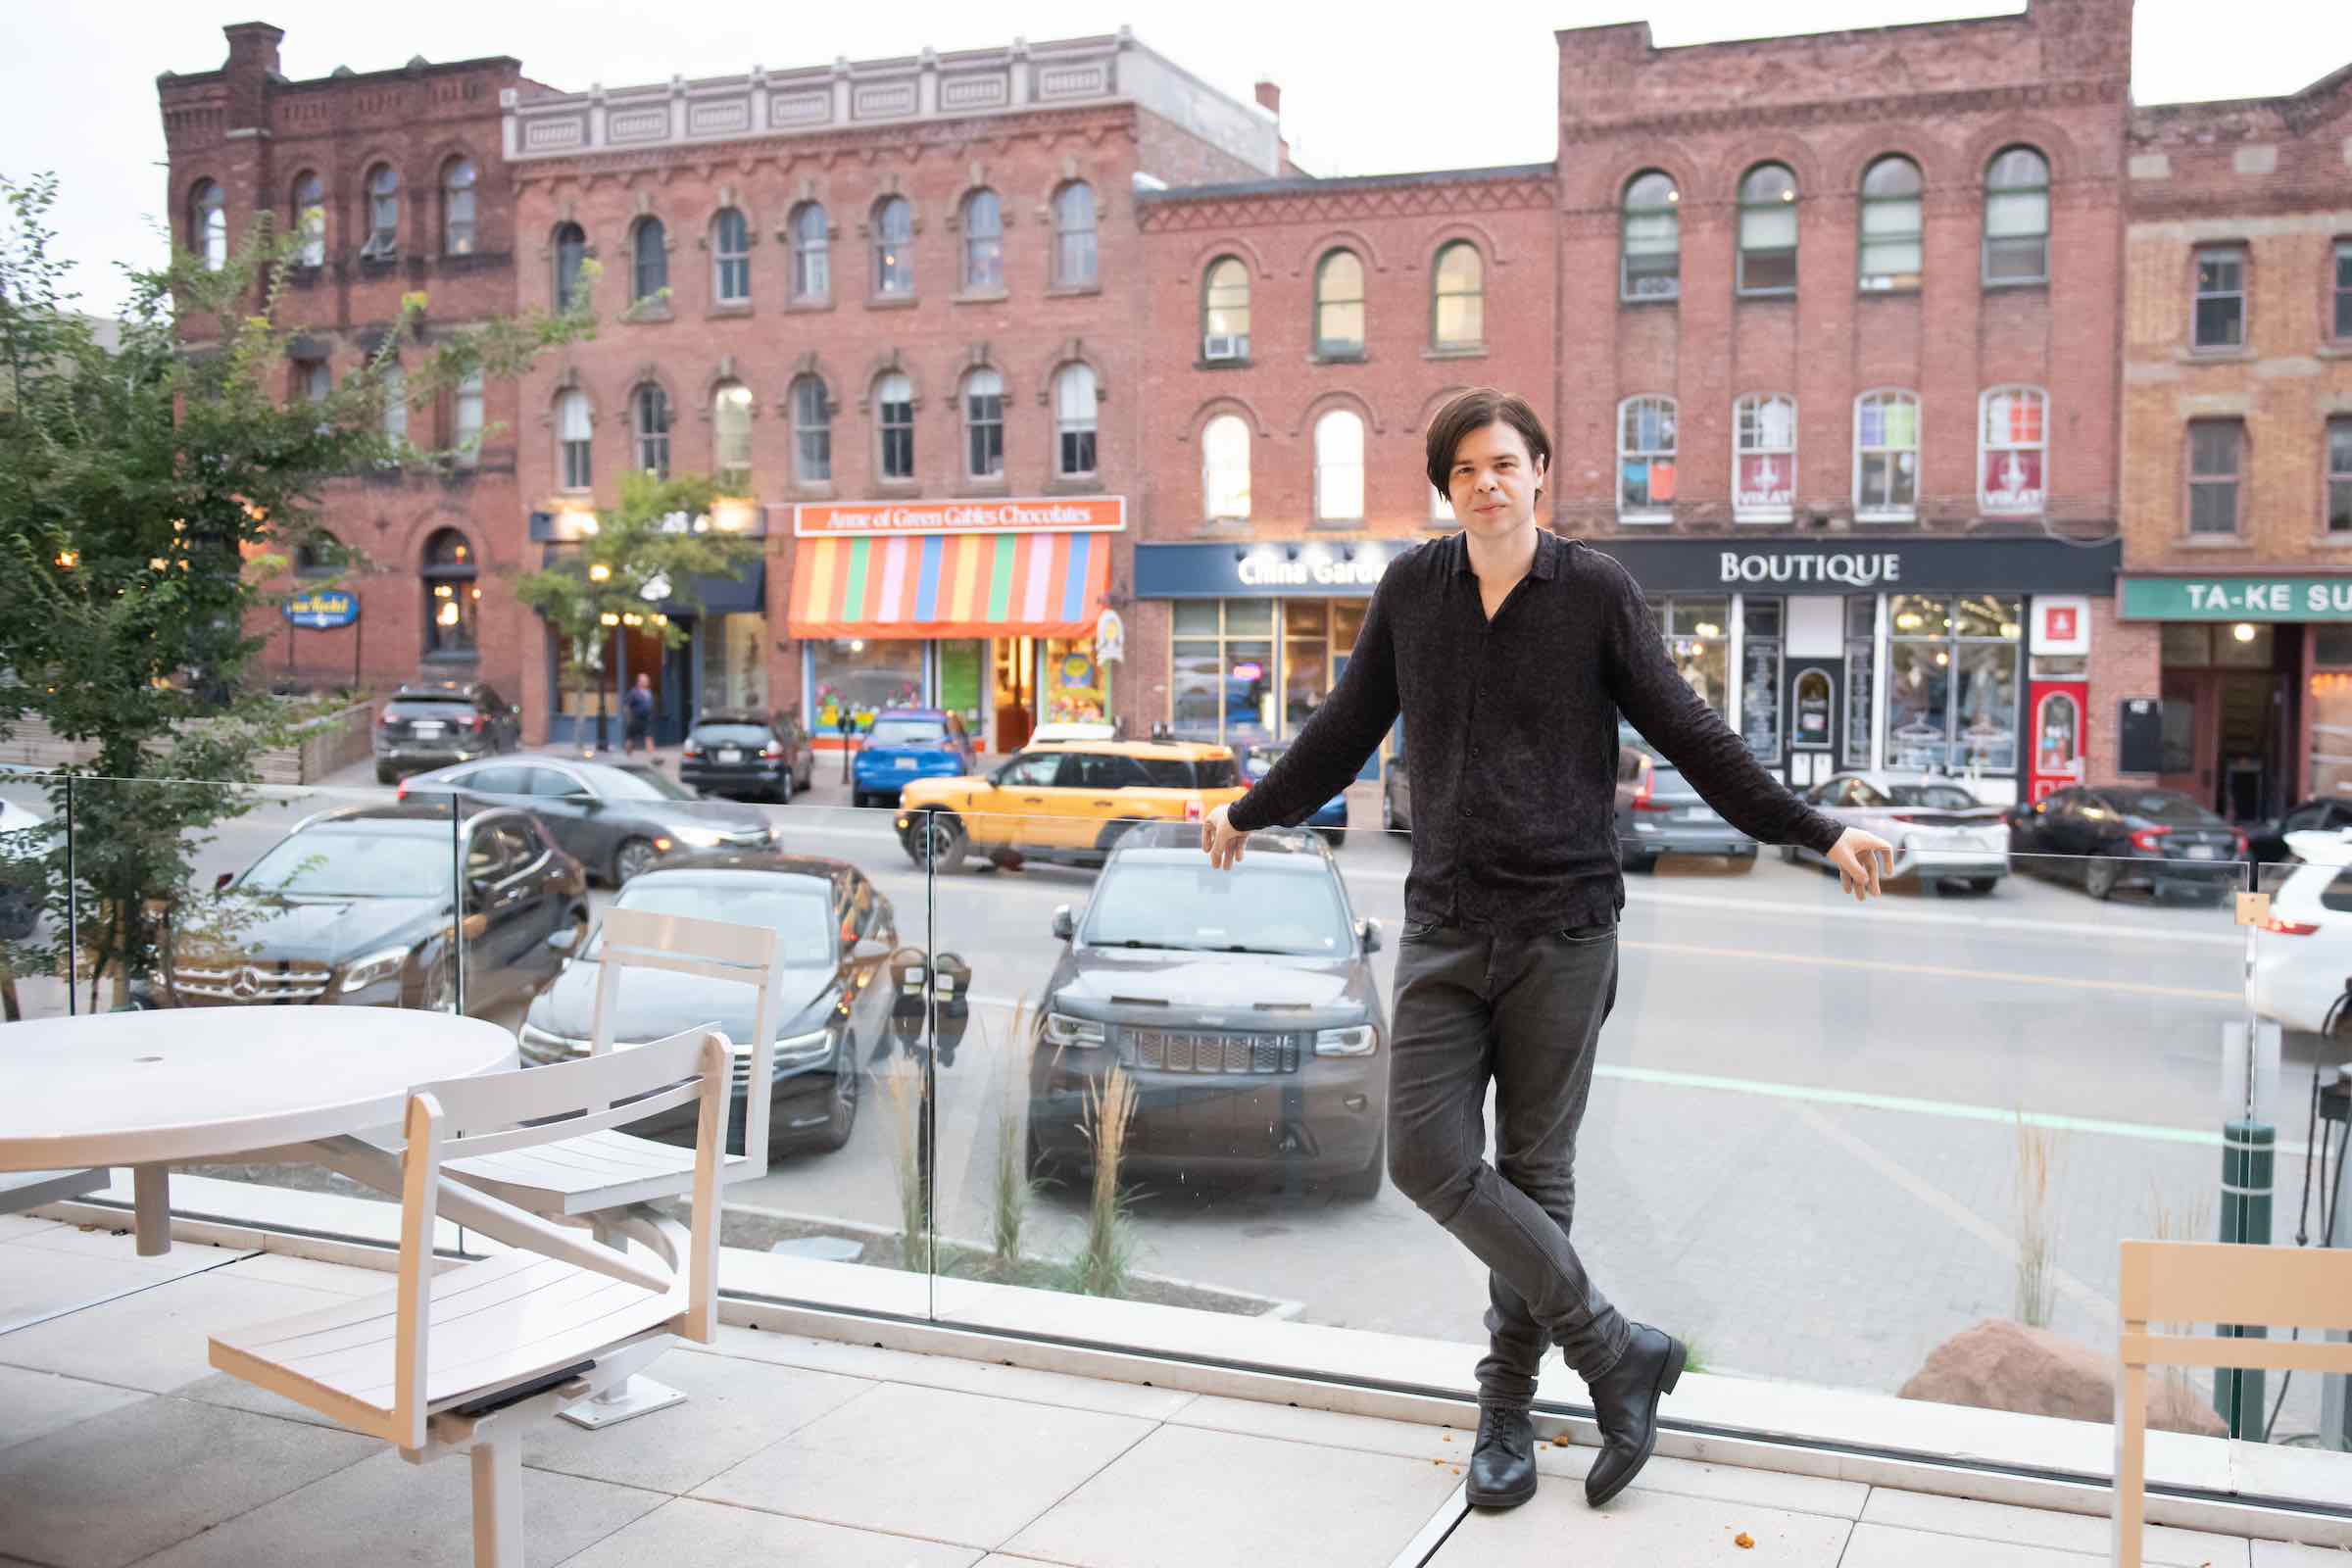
0, 768, 69, 1021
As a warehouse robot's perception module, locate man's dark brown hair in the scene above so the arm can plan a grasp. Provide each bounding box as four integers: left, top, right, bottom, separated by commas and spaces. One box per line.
1425, 387, 1552, 502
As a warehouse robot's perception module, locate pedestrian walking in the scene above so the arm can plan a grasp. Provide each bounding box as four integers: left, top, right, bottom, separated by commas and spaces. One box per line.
1202, 387, 1893, 1512
621, 671, 655, 756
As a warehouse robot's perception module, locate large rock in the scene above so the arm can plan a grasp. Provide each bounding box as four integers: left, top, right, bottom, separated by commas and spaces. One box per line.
1899, 1318, 2228, 1438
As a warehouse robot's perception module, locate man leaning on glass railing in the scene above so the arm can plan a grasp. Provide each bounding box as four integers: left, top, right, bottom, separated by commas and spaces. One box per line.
1203, 387, 1895, 1513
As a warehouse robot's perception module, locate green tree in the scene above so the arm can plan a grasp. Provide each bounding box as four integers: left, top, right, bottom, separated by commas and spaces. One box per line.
0, 172, 593, 1013
512, 471, 761, 749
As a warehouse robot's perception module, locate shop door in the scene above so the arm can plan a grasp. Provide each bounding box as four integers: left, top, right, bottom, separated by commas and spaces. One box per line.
994, 636, 1037, 754
1784, 660, 1838, 789
2026, 681, 2087, 803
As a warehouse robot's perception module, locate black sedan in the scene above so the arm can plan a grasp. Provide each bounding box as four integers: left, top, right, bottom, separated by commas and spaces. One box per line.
403, 754, 777, 886
1028, 821, 1388, 1197
373, 678, 523, 784
517, 852, 897, 1157
679, 709, 817, 804
141, 801, 588, 1014
2008, 785, 2246, 902
2244, 797, 2352, 866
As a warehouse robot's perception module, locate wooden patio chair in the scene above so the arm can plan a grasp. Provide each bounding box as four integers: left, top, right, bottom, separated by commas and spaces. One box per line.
0, 1167, 109, 1215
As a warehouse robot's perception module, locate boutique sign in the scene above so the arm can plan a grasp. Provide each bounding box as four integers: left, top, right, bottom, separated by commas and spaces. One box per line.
1717, 550, 1902, 586
1599, 536, 2119, 596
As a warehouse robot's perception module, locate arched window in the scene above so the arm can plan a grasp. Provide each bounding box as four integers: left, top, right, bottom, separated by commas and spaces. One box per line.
791, 202, 830, 300
1432, 242, 1483, 349
190, 180, 225, 271
291, 173, 325, 269
633, 384, 671, 478
1618, 397, 1678, 519
876, 372, 914, 479
961, 189, 1003, 290
1314, 250, 1365, 358
1314, 409, 1364, 521
1054, 181, 1097, 286
713, 381, 754, 489
962, 368, 1004, 478
1858, 156, 1923, 291
1979, 386, 2047, 514
1202, 257, 1250, 360
630, 219, 667, 304
1854, 390, 1920, 519
1733, 394, 1796, 522
711, 208, 750, 304
1737, 164, 1797, 296
1055, 365, 1099, 476
453, 369, 483, 466
294, 530, 342, 577
1621, 171, 1680, 300
421, 528, 477, 659
556, 389, 592, 490
873, 197, 912, 296
441, 158, 476, 256
552, 222, 587, 312
1201, 414, 1250, 521
379, 363, 409, 443
364, 165, 400, 258
791, 375, 832, 483
1984, 146, 2050, 285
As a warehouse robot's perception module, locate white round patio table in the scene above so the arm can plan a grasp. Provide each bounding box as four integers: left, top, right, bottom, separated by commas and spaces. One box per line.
0, 1005, 515, 1256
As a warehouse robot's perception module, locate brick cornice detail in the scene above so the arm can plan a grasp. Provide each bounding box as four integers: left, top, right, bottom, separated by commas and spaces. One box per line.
1137, 178, 1554, 233
1558, 75, 2127, 147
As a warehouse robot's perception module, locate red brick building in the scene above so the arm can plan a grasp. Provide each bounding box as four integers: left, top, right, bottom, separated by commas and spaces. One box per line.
160, 24, 546, 707
498, 31, 1276, 752
2114, 65, 2352, 826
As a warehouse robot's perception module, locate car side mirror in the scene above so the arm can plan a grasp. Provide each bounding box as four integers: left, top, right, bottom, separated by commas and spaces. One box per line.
567, 790, 597, 805
1052, 905, 1075, 942
1357, 917, 1382, 954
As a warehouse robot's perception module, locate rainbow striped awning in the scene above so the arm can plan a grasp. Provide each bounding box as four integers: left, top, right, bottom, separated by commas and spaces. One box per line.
787, 531, 1110, 640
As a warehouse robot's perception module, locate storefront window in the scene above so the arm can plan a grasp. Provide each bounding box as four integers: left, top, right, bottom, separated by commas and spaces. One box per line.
809, 638, 923, 735
1170, 599, 1274, 748
1044, 639, 1106, 725
1885, 594, 2021, 773
1740, 597, 1783, 757
937, 639, 985, 735
2311, 629, 2352, 800
1283, 601, 1332, 734
1646, 595, 1729, 717
700, 613, 767, 712
1844, 595, 1877, 769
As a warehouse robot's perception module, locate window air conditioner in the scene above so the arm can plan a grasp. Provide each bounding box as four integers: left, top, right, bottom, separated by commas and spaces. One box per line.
1203, 334, 1247, 361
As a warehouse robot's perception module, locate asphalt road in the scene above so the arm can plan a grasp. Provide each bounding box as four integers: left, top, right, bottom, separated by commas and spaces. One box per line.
6, 767, 2334, 1438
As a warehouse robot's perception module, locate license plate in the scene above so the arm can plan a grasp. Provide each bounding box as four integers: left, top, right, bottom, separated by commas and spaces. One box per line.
895, 758, 917, 769
1680, 806, 1719, 822
717, 748, 743, 763
412, 722, 443, 737
2185, 845, 2218, 860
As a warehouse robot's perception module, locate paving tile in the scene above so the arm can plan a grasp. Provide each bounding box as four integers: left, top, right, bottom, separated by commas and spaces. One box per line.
0, 1248, 173, 1331
0, 1266, 353, 1393
1838, 1521, 2102, 1565
134, 1446, 664, 1568
1165, 1392, 1460, 1463
0, 1394, 377, 1568
1004, 1423, 1463, 1568
2252, 1542, 2352, 1564
0, 1364, 146, 1454
1862, 1487, 2250, 1566
693, 1380, 1153, 1550
523, 1349, 872, 1495
677, 1331, 1194, 1421
217, 1250, 390, 1296
1430, 1480, 1852, 1566
0, 1214, 62, 1242
560, 1496, 985, 1567
171, 1368, 351, 1431
1525, 1441, 1869, 1518
1, 1222, 243, 1278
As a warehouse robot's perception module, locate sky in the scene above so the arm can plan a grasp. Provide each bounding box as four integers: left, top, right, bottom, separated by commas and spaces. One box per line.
6, 0, 2348, 317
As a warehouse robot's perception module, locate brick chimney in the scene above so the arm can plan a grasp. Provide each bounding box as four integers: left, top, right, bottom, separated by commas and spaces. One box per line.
1253, 78, 1280, 118
220, 22, 284, 129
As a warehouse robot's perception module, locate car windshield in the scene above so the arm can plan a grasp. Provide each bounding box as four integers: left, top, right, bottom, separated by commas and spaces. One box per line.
692, 725, 770, 747
593, 877, 835, 961
385, 700, 473, 720
867, 718, 949, 748
1083, 859, 1350, 956
238, 826, 452, 899
2106, 791, 2221, 824
583, 762, 697, 802
1888, 784, 1980, 808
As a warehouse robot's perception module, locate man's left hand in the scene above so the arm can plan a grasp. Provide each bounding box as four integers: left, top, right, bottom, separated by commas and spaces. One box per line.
1825, 827, 1895, 902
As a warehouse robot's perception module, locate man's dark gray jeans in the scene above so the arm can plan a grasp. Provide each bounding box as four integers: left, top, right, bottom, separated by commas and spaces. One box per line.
1386, 918, 1632, 1407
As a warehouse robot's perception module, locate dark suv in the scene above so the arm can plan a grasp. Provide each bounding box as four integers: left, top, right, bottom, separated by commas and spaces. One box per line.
678, 709, 815, 803
374, 679, 522, 784
1026, 821, 1388, 1197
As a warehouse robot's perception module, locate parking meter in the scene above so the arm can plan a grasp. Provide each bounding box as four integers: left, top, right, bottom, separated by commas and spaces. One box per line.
887, 947, 929, 1056
932, 952, 972, 1067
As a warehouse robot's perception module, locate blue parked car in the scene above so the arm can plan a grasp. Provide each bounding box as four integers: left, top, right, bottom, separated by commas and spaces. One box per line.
1242, 741, 1350, 849
851, 709, 979, 809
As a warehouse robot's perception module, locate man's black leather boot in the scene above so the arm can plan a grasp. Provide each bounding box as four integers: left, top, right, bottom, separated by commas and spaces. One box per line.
1464, 1405, 1537, 1508
1582, 1323, 1686, 1507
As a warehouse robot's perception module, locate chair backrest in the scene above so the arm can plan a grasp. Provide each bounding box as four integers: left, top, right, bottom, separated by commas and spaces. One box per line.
588, 906, 789, 1175
393, 1026, 729, 1450
2120, 1239, 2352, 1344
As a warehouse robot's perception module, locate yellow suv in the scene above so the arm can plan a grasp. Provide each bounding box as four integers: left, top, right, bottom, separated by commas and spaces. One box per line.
894, 740, 1247, 872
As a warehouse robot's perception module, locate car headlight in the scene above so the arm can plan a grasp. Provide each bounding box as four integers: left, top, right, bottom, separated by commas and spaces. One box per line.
341, 945, 412, 993
769, 1027, 834, 1070
1042, 1011, 1105, 1049
1314, 1023, 1378, 1057
518, 1021, 583, 1063
669, 824, 725, 849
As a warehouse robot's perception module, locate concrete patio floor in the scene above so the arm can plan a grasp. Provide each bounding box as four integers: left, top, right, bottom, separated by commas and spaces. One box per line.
1, 1214, 2344, 1568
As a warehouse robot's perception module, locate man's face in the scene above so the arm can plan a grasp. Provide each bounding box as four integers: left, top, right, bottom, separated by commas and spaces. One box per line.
1446, 420, 1545, 541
